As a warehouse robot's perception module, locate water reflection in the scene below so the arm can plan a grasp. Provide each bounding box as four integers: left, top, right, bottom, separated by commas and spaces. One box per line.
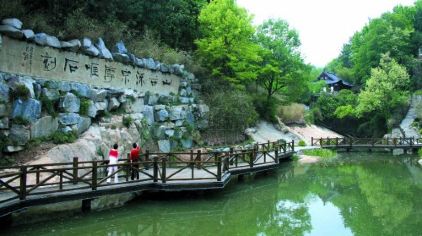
4, 153, 422, 236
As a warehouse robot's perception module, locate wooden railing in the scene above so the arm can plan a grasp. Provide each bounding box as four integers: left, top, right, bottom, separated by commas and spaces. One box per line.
0, 140, 295, 204
311, 137, 422, 147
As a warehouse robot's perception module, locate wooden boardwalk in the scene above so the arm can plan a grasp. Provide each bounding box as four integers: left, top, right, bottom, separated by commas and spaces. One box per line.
0, 140, 295, 216
311, 137, 422, 151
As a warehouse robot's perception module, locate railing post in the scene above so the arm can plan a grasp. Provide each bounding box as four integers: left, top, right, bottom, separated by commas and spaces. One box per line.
153, 157, 158, 182
59, 170, 63, 190
336, 137, 339, 146
320, 138, 322, 147
145, 150, 150, 170
275, 150, 279, 164
161, 158, 167, 183
250, 148, 255, 168
190, 150, 194, 179
92, 162, 97, 190
216, 154, 222, 181
126, 153, 130, 182
292, 140, 295, 152
229, 147, 234, 166
19, 166, 27, 200
73, 157, 78, 185
196, 150, 201, 169
311, 137, 313, 146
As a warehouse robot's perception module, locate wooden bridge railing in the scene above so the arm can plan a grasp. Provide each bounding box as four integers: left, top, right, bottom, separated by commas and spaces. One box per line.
0, 140, 295, 203
311, 137, 422, 147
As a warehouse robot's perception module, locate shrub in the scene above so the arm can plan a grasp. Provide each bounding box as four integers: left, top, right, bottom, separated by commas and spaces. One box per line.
9, 85, 30, 101
122, 116, 133, 128
12, 116, 30, 126
418, 148, 422, 158
79, 98, 90, 116
39, 94, 57, 117
50, 131, 78, 144
253, 96, 278, 123
298, 140, 306, 147
278, 103, 305, 124
205, 90, 258, 131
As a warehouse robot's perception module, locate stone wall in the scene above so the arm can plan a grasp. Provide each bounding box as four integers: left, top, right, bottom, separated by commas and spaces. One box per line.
0, 18, 208, 155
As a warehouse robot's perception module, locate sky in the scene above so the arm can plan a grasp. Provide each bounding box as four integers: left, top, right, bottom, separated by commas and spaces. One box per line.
237, 0, 416, 67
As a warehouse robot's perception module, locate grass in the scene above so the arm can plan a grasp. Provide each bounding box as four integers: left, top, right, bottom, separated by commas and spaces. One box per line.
12, 116, 30, 126
277, 103, 305, 124
122, 116, 133, 128
79, 98, 90, 116
302, 148, 336, 160
39, 94, 57, 117
50, 131, 78, 144
9, 84, 30, 101
418, 148, 422, 159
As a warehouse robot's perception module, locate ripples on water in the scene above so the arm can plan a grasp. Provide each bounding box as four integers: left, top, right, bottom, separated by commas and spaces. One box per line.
3, 153, 422, 236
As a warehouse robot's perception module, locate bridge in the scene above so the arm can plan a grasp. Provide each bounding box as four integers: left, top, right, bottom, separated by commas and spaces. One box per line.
311, 137, 422, 152
0, 140, 295, 217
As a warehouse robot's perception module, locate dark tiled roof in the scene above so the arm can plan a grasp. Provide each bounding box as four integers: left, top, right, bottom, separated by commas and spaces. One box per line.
318, 72, 353, 87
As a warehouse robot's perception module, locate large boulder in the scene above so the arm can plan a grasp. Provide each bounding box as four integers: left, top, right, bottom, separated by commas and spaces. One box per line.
158, 140, 171, 153
10, 124, 30, 144
112, 53, 130, 63
1, 18, 22, 29
87, 101, 97, 118
58, 113, 80, 125
7, 76, 35, 98
3, 145, 24, 153
22, 29, 35, 40
143, 105, 154, 125
0, 117, 9, 129
60, 39, 81, 52
59, 92, 80, 113
70, 82, 90, 97
155, 109, 169, 122
0, 25, 23, 39
95, 101, 108, 112
198, 104, 210, 117
30, 116, 59, 139
77, 117, 91, 134
11, 98, 41, 122
95, 38, 113, 60
33, 33, 61, 48
135, 57, 144, 67
0, 77, 10, 102
108, 97, 120, 111
160, 64, 170, 73
144, 58, 156, 70
41, 88, 60, 101
87, 88, 108, 102
82, 37, 99, 56
113, 40, 128, 54
169, 106, 187, 120
181, 139, 193, 149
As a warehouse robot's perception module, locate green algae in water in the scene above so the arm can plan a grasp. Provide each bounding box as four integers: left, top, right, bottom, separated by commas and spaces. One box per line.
3, 153, 422, 236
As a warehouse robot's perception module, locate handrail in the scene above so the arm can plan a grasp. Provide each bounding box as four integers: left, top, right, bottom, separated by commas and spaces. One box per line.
0, 140, 295, 204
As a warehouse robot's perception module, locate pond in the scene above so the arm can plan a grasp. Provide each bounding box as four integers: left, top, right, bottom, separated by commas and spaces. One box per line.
2, 153, 422, 236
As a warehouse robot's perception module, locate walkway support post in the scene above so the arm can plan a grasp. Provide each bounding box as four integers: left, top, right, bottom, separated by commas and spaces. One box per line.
311, 137, 313, 146
250, 147, 255, 168
275, 150, 279, 164
153, 157, 158, 182
92, 162, 97, 190
216, 154, 222, 181
190, 150, 194, 179
19, 166, 27, 200
161, 158, 167, 184
292, 140, 295, 152
73, 157, 78, 185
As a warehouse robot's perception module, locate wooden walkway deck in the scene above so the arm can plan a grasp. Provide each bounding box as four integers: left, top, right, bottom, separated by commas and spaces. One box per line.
311, 137, 422, 151
0, 140, 295, 216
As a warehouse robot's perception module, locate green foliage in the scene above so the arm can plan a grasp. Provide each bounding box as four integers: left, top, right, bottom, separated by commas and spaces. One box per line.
122, 116, 133, 128
356, 54, 410, 118
79, 98, 90, 117
12, 116, 30, 126
418, 148, 422, 157
196, 0, 261, 88
50, 131, 78, 144
298, 140, 306, 147
253, 95, 278, 122
302, 148, 336, 160
39, 94, 57, 117
9, 85, 30, 101
255, 18, 308, 102
205, 90, 258, 131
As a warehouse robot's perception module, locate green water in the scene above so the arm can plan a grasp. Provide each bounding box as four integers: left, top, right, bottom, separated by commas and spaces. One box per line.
3, 153, 422, 236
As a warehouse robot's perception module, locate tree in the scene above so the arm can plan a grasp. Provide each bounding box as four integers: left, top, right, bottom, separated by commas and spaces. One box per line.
255, 18, 305, 102
195, 0, 261, 88
356, 54, 410, 118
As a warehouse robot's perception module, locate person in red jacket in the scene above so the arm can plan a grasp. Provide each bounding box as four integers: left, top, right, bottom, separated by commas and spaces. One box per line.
107, 143, 119, 184
130, 143, 141, 180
